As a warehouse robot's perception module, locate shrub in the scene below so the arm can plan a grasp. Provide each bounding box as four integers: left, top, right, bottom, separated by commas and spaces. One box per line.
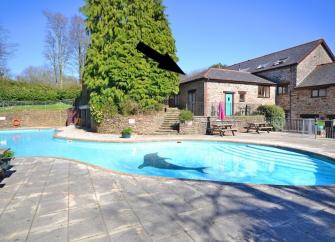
179, 110, 193, 122
1, 149, 15, 159
121, 127, 133, 135
119, 98, 140, 115
257, 105, 285, 131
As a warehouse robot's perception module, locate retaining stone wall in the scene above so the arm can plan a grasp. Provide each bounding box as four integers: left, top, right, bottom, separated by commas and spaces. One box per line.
96, 111, 165, 135
0, 110, 67, 129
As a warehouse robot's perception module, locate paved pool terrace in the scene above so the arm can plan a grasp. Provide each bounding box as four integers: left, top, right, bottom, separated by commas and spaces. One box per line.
0, 129, 335, 241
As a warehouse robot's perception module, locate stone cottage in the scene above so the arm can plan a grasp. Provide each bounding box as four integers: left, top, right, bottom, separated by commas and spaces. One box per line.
176, 68, 276, 116
178, 39, 335, 119
228, 38, 335, 119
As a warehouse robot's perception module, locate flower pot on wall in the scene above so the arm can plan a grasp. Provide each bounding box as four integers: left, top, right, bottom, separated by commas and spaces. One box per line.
186, 120, 193, 126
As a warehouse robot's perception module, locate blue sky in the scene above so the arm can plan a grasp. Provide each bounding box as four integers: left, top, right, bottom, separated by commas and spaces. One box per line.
1, 0, 335, 76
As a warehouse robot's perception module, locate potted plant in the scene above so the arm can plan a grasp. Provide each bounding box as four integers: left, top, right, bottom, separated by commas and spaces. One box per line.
0, 149, 14, 170
179, 110, 193, 126
121, 127, 133, 138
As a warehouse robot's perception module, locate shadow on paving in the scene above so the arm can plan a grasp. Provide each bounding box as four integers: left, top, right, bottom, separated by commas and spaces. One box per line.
149, 180, 335, 241
0, 167, 16, 188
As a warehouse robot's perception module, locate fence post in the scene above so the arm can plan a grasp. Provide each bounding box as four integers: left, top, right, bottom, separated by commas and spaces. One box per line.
314, 118, 317, 139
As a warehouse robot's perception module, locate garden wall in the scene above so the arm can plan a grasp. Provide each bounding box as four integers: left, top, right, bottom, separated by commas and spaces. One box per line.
0, 110, 67, 129
96, 111, 165, 134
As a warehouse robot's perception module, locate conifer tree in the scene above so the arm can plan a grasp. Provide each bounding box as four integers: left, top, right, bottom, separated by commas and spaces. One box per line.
82, 0, 179, 123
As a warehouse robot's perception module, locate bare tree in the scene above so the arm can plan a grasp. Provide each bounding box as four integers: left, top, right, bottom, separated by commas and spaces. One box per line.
0, 24, 16, 77
69, 15, 89, 85
43, 11, 70, 87
17, 65, 79, 86
16, 65, 55, 84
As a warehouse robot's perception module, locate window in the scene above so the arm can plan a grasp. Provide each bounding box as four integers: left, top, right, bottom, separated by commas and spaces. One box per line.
277, 85, 288, 95
311, 88, 327, 98
284, 110, 289, 119
300, 114, 319, 119
239, 91, 246, 102
258, 86, 270, 98
273, 57, 288, 66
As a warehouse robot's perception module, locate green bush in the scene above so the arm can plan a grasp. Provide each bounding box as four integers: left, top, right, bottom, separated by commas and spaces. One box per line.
0, 78, 80, 101
257, 105, 285, 131
121, 127, 133, 135
1, 149, 14, 159
179, 110, 193, 122
119, 98, 140, 115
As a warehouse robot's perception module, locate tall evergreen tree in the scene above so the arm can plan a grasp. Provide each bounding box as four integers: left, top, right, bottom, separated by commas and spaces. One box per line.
82, 0, 179, 123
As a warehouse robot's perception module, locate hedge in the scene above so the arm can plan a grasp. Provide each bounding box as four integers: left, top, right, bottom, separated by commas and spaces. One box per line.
257, 105, 285, 131
0, 78, 81, 101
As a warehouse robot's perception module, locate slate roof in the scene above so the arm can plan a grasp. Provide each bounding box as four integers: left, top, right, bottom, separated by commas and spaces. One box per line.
298, 63, 335, 88
181, 68, 275, 85
228, 39, 335, 73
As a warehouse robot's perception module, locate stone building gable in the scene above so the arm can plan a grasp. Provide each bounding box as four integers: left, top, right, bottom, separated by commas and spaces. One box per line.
296, 44, 334, 86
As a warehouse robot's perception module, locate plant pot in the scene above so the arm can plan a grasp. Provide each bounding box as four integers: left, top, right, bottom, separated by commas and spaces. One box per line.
0, 157, 12, 170
0, 167, 5, 180
121, 133, 132, 138
186, 120, 193, 126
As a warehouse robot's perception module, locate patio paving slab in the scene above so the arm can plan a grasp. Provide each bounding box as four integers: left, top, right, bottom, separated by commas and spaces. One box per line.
0, 156, 334, 241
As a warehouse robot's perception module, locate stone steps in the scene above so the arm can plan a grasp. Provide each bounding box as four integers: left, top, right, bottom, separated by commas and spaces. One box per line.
155, 108, 180, 134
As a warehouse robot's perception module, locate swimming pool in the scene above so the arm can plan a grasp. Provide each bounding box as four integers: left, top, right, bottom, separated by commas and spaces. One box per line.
1, 129, 335, 185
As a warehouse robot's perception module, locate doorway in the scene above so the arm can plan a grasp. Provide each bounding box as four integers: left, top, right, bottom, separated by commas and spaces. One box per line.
188, 90, 196, 114
225, 93, 233, 116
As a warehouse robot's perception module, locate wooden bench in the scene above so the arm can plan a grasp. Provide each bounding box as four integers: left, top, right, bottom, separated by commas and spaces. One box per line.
245, 122, 273, 134
208, 125, 223, 135
208, 124, 238, 136
257, 126, 273, 133
220, 128, 238, 136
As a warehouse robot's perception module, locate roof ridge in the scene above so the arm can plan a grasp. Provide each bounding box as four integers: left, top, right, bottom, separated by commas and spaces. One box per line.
231, 38, 323, 66
208, 67, 248, 73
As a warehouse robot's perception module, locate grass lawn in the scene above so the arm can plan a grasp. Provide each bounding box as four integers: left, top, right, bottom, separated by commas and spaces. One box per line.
0, 102, 72, 113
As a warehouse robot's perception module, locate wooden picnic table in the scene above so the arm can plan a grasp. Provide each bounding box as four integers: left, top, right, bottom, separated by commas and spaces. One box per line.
220, 124, 233, 129
246, 122, 272, 134
209, 123, 237, 136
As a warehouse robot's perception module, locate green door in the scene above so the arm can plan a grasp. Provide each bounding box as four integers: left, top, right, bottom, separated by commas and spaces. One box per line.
225, 93, 233, 116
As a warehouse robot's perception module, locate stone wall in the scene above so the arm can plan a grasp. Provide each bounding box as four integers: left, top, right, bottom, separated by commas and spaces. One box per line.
0, 110, 67, 129
96, 111, 165, 134
291, 86, 335, 119
256, 65, 297, 112
296, 44, 333, 86
205, 81, 276, 116
179, 80, 205, 115
179, 115, 266, 135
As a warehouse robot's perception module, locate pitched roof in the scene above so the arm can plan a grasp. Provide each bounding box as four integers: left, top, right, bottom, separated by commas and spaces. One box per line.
228, 39, 335, 73
298, 63, 335, 88
181, 68, 275, 85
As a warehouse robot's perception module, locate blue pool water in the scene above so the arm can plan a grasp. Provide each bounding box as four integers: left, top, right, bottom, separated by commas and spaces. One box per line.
1, 129, 335, 185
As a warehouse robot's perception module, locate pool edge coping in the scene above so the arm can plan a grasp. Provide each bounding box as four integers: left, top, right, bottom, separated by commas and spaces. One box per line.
14, 156, 335, 188
2, 127, 335, 186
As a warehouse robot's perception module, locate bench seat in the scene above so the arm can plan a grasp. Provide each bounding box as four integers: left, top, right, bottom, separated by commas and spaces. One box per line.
220, 129, 238, 136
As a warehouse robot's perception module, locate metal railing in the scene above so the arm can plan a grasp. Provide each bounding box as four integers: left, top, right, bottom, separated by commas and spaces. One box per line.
0, 100, 75, 128
180, 101, 263, 116
0, 99, 74, 110
283, 118, 335, 139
